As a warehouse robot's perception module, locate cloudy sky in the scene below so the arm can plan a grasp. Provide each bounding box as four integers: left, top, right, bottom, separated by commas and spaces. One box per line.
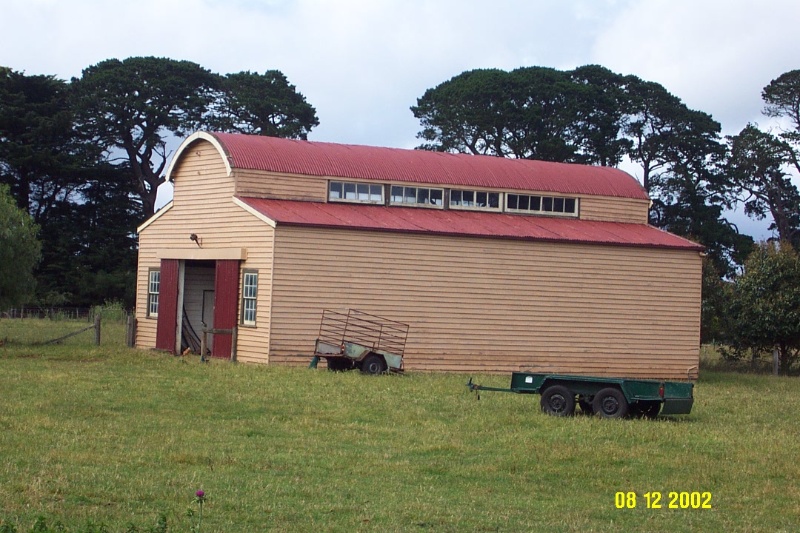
3, 0, 799, 237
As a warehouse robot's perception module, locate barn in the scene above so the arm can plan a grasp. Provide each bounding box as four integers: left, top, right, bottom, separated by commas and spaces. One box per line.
135, 131, 703, 379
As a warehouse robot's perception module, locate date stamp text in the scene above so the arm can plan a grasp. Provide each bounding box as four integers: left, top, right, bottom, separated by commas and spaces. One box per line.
614, 491, 712, 509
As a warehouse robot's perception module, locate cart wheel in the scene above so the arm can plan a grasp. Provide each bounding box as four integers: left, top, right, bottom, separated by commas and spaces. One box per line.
360, 354, 387, 375
540, 385, 575, 416
578, 397, 594, 415
592, 388, 629, 419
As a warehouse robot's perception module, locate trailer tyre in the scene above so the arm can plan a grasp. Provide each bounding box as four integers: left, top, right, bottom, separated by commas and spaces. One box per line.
592, 388, 629, 419
360, 354, 387, 375
540, 385, 575, 416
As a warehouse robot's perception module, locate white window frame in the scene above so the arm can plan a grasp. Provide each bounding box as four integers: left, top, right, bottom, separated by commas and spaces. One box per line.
449, 189, 502, 211
147, 269, 160, 318
505, 193, 579, 217
328, 181, 384, 204
389, 185, 444, 208
241, 270, 258, 327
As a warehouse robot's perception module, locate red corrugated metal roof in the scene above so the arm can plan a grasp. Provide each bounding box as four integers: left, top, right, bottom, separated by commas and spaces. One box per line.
238, 197, 703, 251
210, 132, 649, 200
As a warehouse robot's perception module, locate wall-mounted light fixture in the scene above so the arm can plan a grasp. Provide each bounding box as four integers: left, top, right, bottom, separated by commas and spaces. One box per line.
189, 233, 202, 247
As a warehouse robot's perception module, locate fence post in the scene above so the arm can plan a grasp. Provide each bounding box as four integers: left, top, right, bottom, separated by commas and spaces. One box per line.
94, 314, 101, 346
231, 327, 238, 362
126, 314, 136, 347
773, 348, 780, 376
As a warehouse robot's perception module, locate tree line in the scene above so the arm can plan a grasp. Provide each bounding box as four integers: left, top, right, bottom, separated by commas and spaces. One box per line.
2, 59, 799, 371
0, 57, 318, 308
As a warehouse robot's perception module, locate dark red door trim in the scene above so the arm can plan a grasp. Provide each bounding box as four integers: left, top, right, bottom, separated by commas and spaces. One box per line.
155, 259, 180, 353
212, 260, 240, 358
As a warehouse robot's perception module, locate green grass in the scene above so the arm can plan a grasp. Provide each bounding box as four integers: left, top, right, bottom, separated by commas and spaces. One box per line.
1, 319, 799, 532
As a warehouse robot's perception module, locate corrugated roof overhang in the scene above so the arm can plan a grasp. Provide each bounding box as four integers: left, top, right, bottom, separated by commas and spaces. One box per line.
236, 197, 703, 251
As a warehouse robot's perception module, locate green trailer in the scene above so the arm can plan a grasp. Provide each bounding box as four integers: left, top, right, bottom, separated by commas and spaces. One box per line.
467, 371, 694, 418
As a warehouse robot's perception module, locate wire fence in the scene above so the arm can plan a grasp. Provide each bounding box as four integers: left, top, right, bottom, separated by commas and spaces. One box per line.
2, 306, 132, 323
1, 308, 137, 347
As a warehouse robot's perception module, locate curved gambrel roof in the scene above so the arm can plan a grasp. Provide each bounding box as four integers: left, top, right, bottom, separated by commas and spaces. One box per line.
167, 131, 649, 200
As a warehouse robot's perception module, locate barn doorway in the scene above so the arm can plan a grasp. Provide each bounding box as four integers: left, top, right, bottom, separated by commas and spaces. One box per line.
181, 261, 215, 354
156, 258, 240, 358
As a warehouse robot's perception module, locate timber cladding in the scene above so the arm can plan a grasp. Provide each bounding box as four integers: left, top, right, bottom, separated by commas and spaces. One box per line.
268, 225, 701, 380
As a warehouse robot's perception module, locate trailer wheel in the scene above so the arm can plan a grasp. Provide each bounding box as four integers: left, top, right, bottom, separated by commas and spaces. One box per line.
592, 388, 629, 418
360, 354, 387, 375
540, 385, 575, 416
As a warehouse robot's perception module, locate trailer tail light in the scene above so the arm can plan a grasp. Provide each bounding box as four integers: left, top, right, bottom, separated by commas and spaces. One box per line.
658, 384, 665, 398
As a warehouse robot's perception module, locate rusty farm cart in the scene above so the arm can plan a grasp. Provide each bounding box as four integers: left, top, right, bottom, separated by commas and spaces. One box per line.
311, 309, 409, 374
468, 372, 695, 419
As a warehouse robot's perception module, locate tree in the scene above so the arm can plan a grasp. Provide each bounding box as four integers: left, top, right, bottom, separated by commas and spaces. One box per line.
1, 66, 141, 307
412, 68, 518, 155
620, 77, 722, 198
411, 67, 581, 161
0, 184, 41, 309
72, 57, 321, 218
658, 188, 753, 278
567, 65, 629, 166
722, 71, 800, 251
700, 257, 733, 344
213, 70, 318, 138
762, 69, 800, 173
0, 67, 96, 218
724, 242, 800, 374
412, 65, 753, 275
726, 125, 800, 247
34, 163, 140, 307
505, 66, 582, 161
71, 57, 221, 217
634, 98, 751, 275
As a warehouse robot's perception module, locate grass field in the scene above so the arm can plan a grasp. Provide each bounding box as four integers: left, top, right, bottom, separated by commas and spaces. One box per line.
1, 319, 799, 532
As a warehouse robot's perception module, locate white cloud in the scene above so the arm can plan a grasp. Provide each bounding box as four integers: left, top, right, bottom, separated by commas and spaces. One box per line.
5, 0, 798, 144
592, 0, 800, 134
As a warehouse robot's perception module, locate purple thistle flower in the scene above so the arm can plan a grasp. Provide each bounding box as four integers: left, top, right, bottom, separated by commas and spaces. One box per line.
196, 490, 205, 500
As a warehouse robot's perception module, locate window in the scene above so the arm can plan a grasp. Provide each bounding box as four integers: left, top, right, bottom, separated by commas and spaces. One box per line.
506, 193, 578, 216
449, 189, 501, 210
241, 270, 258, 326
390, 185, 444, 207
329, 181, 383, 203
147, 269, 160, 318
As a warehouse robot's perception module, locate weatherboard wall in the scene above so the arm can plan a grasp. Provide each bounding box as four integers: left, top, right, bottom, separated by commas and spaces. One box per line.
234, 169, 328, 201
267, 225, 701, 380
135, 139, 275, 363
